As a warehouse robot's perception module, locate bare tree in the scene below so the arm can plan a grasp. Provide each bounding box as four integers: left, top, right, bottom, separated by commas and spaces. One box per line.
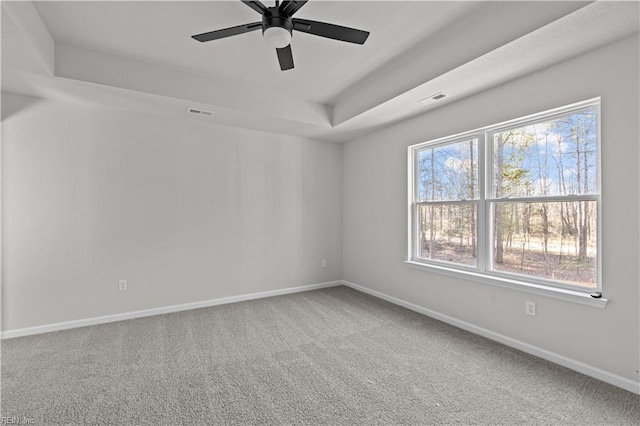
469, 142, 476, 258
494, 133, 504, 264
429, 149, 435, 258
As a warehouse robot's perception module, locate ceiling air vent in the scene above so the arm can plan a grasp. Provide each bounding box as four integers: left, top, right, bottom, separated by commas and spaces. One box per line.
187, 107, 214, 116
418, 92, 447, 105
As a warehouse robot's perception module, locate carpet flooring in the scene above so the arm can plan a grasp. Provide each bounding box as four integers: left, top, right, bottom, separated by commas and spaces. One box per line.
1, 285, 639, 425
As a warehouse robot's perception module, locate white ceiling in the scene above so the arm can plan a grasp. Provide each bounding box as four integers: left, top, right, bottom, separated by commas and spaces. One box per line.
33, 1, 477, 104
3, 1, 639, 142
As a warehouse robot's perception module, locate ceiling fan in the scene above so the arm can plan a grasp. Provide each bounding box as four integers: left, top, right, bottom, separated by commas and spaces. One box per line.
191, 0, 370, 71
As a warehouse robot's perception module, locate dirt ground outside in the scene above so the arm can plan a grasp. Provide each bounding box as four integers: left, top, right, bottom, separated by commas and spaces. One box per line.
420, 240, 596, 288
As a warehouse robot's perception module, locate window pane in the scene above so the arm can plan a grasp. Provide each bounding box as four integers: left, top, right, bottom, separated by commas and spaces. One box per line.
491, 201, 597, 288
492, 109, 597, 198
417, 203, 477, 266
418, 138, 478, 202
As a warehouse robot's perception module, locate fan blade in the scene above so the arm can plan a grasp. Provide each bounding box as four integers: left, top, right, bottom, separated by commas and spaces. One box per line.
293, 19, 369, 44
241, 0, 269, 15
192, 22, 262, 42
280, 1, 308, 16
276, 45, 294, 71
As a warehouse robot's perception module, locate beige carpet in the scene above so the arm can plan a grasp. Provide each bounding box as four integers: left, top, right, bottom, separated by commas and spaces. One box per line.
2, 285, 639, 425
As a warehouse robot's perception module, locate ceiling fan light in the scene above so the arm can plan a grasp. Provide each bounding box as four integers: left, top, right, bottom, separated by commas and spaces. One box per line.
263, 26, 292, 49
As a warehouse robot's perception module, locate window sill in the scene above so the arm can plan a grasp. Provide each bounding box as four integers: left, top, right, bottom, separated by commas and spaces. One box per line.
404, 260, 608, 308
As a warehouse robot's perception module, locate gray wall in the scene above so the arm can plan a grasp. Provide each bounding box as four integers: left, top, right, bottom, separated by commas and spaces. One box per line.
343, 35, 639, 382
1, 94, 343, 330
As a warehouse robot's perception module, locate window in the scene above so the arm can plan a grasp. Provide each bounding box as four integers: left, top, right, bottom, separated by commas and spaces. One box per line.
415, 137, 478, 267
408, 99, 601, 297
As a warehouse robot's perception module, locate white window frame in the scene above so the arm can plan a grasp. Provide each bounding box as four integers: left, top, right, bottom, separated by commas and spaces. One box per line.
406, 98, 605, 308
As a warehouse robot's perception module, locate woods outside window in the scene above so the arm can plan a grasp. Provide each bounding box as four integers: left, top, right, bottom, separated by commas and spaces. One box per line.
408, 99, 601, 294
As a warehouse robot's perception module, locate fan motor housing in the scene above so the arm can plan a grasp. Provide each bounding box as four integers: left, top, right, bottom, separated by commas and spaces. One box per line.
262, 7, 293, 34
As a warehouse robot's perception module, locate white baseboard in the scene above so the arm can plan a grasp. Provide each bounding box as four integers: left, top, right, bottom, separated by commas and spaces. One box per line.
0, 280, 342, 340
342, 280, 640, 395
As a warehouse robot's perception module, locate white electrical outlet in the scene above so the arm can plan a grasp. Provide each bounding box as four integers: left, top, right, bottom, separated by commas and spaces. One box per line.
321, 259, 327, 268
525, 301, 536, 316
119, 279, 128, 291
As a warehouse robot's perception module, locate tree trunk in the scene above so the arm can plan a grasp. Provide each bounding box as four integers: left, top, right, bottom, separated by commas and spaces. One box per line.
576, 126, 587, 260
542, 204, 549, 259
429, 149, 435, 258
580, 126, 590, 259
559, 202, 564, 264
494, 134, 504, 264
469, 142, 476, 258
